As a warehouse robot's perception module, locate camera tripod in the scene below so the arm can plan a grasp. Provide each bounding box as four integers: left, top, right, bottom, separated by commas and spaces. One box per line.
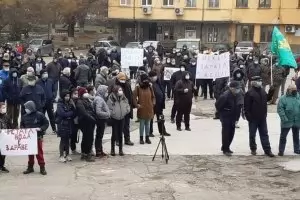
152, 115, 169, 164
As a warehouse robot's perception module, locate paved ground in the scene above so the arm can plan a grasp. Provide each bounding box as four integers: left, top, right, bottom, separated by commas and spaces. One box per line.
1, 53, 299, 200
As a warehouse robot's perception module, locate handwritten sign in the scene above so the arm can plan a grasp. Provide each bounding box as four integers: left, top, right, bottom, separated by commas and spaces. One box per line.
121, 48, 144, 68
196, 52, 230, 79
164, 67, 180, 81
0, 129, 38, 156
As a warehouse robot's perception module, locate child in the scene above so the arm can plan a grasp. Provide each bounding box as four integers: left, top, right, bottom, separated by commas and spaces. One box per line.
56, 90, 76, 162
107, 85, 130, 156
0, 102, 12, 173
21, 101, 49, 175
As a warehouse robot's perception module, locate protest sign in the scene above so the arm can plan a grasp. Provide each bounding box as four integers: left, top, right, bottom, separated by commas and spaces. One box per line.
196, 52, 230, 79
164, 67, 180, 81
0, 128, 38, 156
121, 48, 144, 68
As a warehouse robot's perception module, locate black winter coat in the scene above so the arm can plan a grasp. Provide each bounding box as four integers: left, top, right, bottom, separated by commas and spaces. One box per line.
215, 90, 239, 121
20, 111, 49, 138
56, 100, 76, 137
20, 85, 46, 112
174, 78, 194, 110
59, 75, 73, 94
76, 98, 96, 124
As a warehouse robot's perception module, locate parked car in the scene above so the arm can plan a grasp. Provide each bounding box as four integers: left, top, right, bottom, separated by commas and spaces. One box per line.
176, 38, 201, 52
28, 39, 54, 56
94, 40, 121, 53
235, 41, 258, 58
125, 42, 142, 48
212, 43, 231, 52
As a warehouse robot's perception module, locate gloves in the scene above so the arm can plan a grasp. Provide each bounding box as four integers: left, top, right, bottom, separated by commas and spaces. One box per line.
184, 88, 188, 93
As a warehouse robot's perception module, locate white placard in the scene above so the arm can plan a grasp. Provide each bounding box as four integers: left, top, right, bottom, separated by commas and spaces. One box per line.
0, 128, 38, 156
121, 48, 144, 68
196, 52, 230, 79
164, 67, 180, 81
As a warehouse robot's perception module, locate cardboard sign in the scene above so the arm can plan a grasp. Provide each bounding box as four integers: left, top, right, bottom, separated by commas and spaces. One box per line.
164, 67, 180, 81
196, 52, 230, 79
0, 129, 38, 156
121, 48, 144, 68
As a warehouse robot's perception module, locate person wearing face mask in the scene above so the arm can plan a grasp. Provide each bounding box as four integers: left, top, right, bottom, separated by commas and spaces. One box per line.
11, 53, 22, 72
86, 53, 99, 86
20, 75, 46, 113
20, 67, 37, 88
260, 58, 271, 90
59, 67, 73, 95
24, 48, 35, 61
146, 46, 155, 69
0, 61, 10, 89
247, 57, 262, 89
268, 62, 286, 104
152, 58, 163, 80
181, 44, 190, 58
21, 101, 49, 175
95, 66, 109, 89
175, 51, 183, 67
277, 84, 300, 156
244, 76, 274, 157
56, 90, 76, 163
133, 74, 156, 144
93, 85, 110, 157
76, 87, 96, 162
187, 58, 201, 101
32, 56, 46, 77
37, 69, 56, 134
70, 88, 80, 154
0, 102, 12, 173
46, 54, 62, 99
174, 71, 194, 131
75, 59, 92, 87
2, 68, 22, 128
161, 57, 174, 100
246, 52, 254, 66
148, 71, 170, 137
215, 81, 241, 156
107, 85, 130, 156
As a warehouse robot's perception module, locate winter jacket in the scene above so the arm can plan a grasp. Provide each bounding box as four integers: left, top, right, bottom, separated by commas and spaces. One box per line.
95, 72, 107, 89
0, 70, 9, 85
75, 64, 92, 86
174, 76, 194, 110
186, 64, 197, 83
20, 84, 46, 112
93, 85, 110, 120
20, 101, 49, 138
215, 90, 239, 120
272, 65, 285, 87
76, 98, 96, 123
20, 74, 37, 88
59, 75, 73, 94
244, 87, 268, 122
2, 69, 22, 104
133, 84, 155, 120
247, 63, 262, 80
56, 99, 76, 137
152, 63, 163, 79
107, 93, 130, 120
46, 61, 62, 82
36, 78, 55, 103
19, 62, 31, 76
114, 79, 134, 118
58, 58, 69, 69
151, 80, 165, 112
261, 64, 271, 86
213, 77, 229, 100
170, 70, 185, 90
277, 93, 300, 128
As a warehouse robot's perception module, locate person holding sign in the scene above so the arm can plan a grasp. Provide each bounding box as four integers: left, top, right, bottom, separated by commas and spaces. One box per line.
21, 101, 49, 175
0, 102, 12, 173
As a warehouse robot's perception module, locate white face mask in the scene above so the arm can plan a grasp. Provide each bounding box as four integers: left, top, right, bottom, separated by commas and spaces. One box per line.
12, 72, 17, 78
156, 61, 161, 64
3, 67, 9, 71
185, 75, 190, 80
118, 90, 123, 96
27, 71, 34, 76
254, 61, 259, 64
180, 67, 185, 72
83, 93, 89, 99
119, 80, 126, 83
152, 76, 158, 82
0, 106, 6, 114
25, 108, 31, 114
42, 73, 48, 79
191, 62, 196, 66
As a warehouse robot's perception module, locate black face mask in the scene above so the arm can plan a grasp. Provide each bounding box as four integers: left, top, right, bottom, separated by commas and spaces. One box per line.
141, 81, 150, 88
292, 90, 297, 96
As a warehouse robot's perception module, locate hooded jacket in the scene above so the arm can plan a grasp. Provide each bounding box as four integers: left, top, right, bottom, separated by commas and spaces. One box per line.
36, 77, 55, 103
174, 71, 194, 109
75, 62, 92, 85
95, 72, 107, 89
2, 69, 22, 104
277, 92, 300, 128
20, 101, 49, 138
107, 92, 130, 120
59, 74, 73, 94
20, 83, 46, 112
93, 85, 110, 120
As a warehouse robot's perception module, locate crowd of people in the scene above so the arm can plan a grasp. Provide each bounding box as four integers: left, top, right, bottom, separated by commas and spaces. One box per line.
0, 41, 299, 176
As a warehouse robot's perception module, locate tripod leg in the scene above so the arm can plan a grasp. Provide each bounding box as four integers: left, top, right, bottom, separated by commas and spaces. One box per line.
152, 139, 162, 161
162, 140, 169, 163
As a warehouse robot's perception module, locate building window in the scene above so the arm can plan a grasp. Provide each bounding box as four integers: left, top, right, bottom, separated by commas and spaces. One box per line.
236, 0, 248, 8
186, 0, 196, 7
120, 0, 131, 5
207, 26, 219, 43
208, 0, 219, 8
236, 25, 254, 41
163, 25, 174, 40
185, 26, 197, 39
142, 0, 152, 5
259, 0, 271, 8
163, 0, 174, 6
260, 25, 272, 42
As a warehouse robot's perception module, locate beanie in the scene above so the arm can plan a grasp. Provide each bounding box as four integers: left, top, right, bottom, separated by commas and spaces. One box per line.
77, 87, 87, 97
140, 73, 149, 82
117, 72, 126, 81
40, 69, 47, 75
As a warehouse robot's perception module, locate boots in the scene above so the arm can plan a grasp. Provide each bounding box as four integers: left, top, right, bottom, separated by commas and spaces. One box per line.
140, 136, 144, 144
85, 154, 95, 162
23, 165, 34, 174
111, 141, 116, 156
40, 166, 47, 175
145, 136, 151, 144
119, 149, 124, 156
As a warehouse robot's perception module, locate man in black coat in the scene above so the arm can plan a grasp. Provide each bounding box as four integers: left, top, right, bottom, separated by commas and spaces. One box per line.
244, 76, 274, 157
149, 71, 170, 137
215, 81, 240, 156
59, 67, 73, 95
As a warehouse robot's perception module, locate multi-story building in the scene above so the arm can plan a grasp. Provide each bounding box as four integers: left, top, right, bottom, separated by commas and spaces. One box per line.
108, 0, 300, 49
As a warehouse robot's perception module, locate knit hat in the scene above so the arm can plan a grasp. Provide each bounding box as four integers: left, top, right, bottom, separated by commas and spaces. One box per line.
78, 87, 87, 97
40, 69, 47, 75
229, 81, 240, 89
148, 71, 157, 77
140, 73, 149, 82
287, 84, 297, 91
117, 72, 126, 81
60, 89, 70, 99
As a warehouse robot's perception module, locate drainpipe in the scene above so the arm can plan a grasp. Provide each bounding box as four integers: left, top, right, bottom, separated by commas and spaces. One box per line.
133, 0, 137, 41
199, 0, 205, 42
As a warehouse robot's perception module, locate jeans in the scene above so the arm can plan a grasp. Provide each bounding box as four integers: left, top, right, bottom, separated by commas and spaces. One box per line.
221, 118, 236, 152
111, 119, 125, 151
80, 122, 95, 155
43, 102, 56, 132
279, 127, 300, 153
95, 119, 106, 154
7, 103, 20, 128
28, 139, 45, 167
248, 119, 271, 153
59, 136, 70, 157
139, 119, 150, 137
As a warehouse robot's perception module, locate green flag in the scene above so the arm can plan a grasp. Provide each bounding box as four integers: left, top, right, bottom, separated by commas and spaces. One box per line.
271, 26, 297, 68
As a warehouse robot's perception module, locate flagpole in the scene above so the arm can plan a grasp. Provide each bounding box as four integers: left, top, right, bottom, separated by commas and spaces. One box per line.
270, 54, 273, 86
